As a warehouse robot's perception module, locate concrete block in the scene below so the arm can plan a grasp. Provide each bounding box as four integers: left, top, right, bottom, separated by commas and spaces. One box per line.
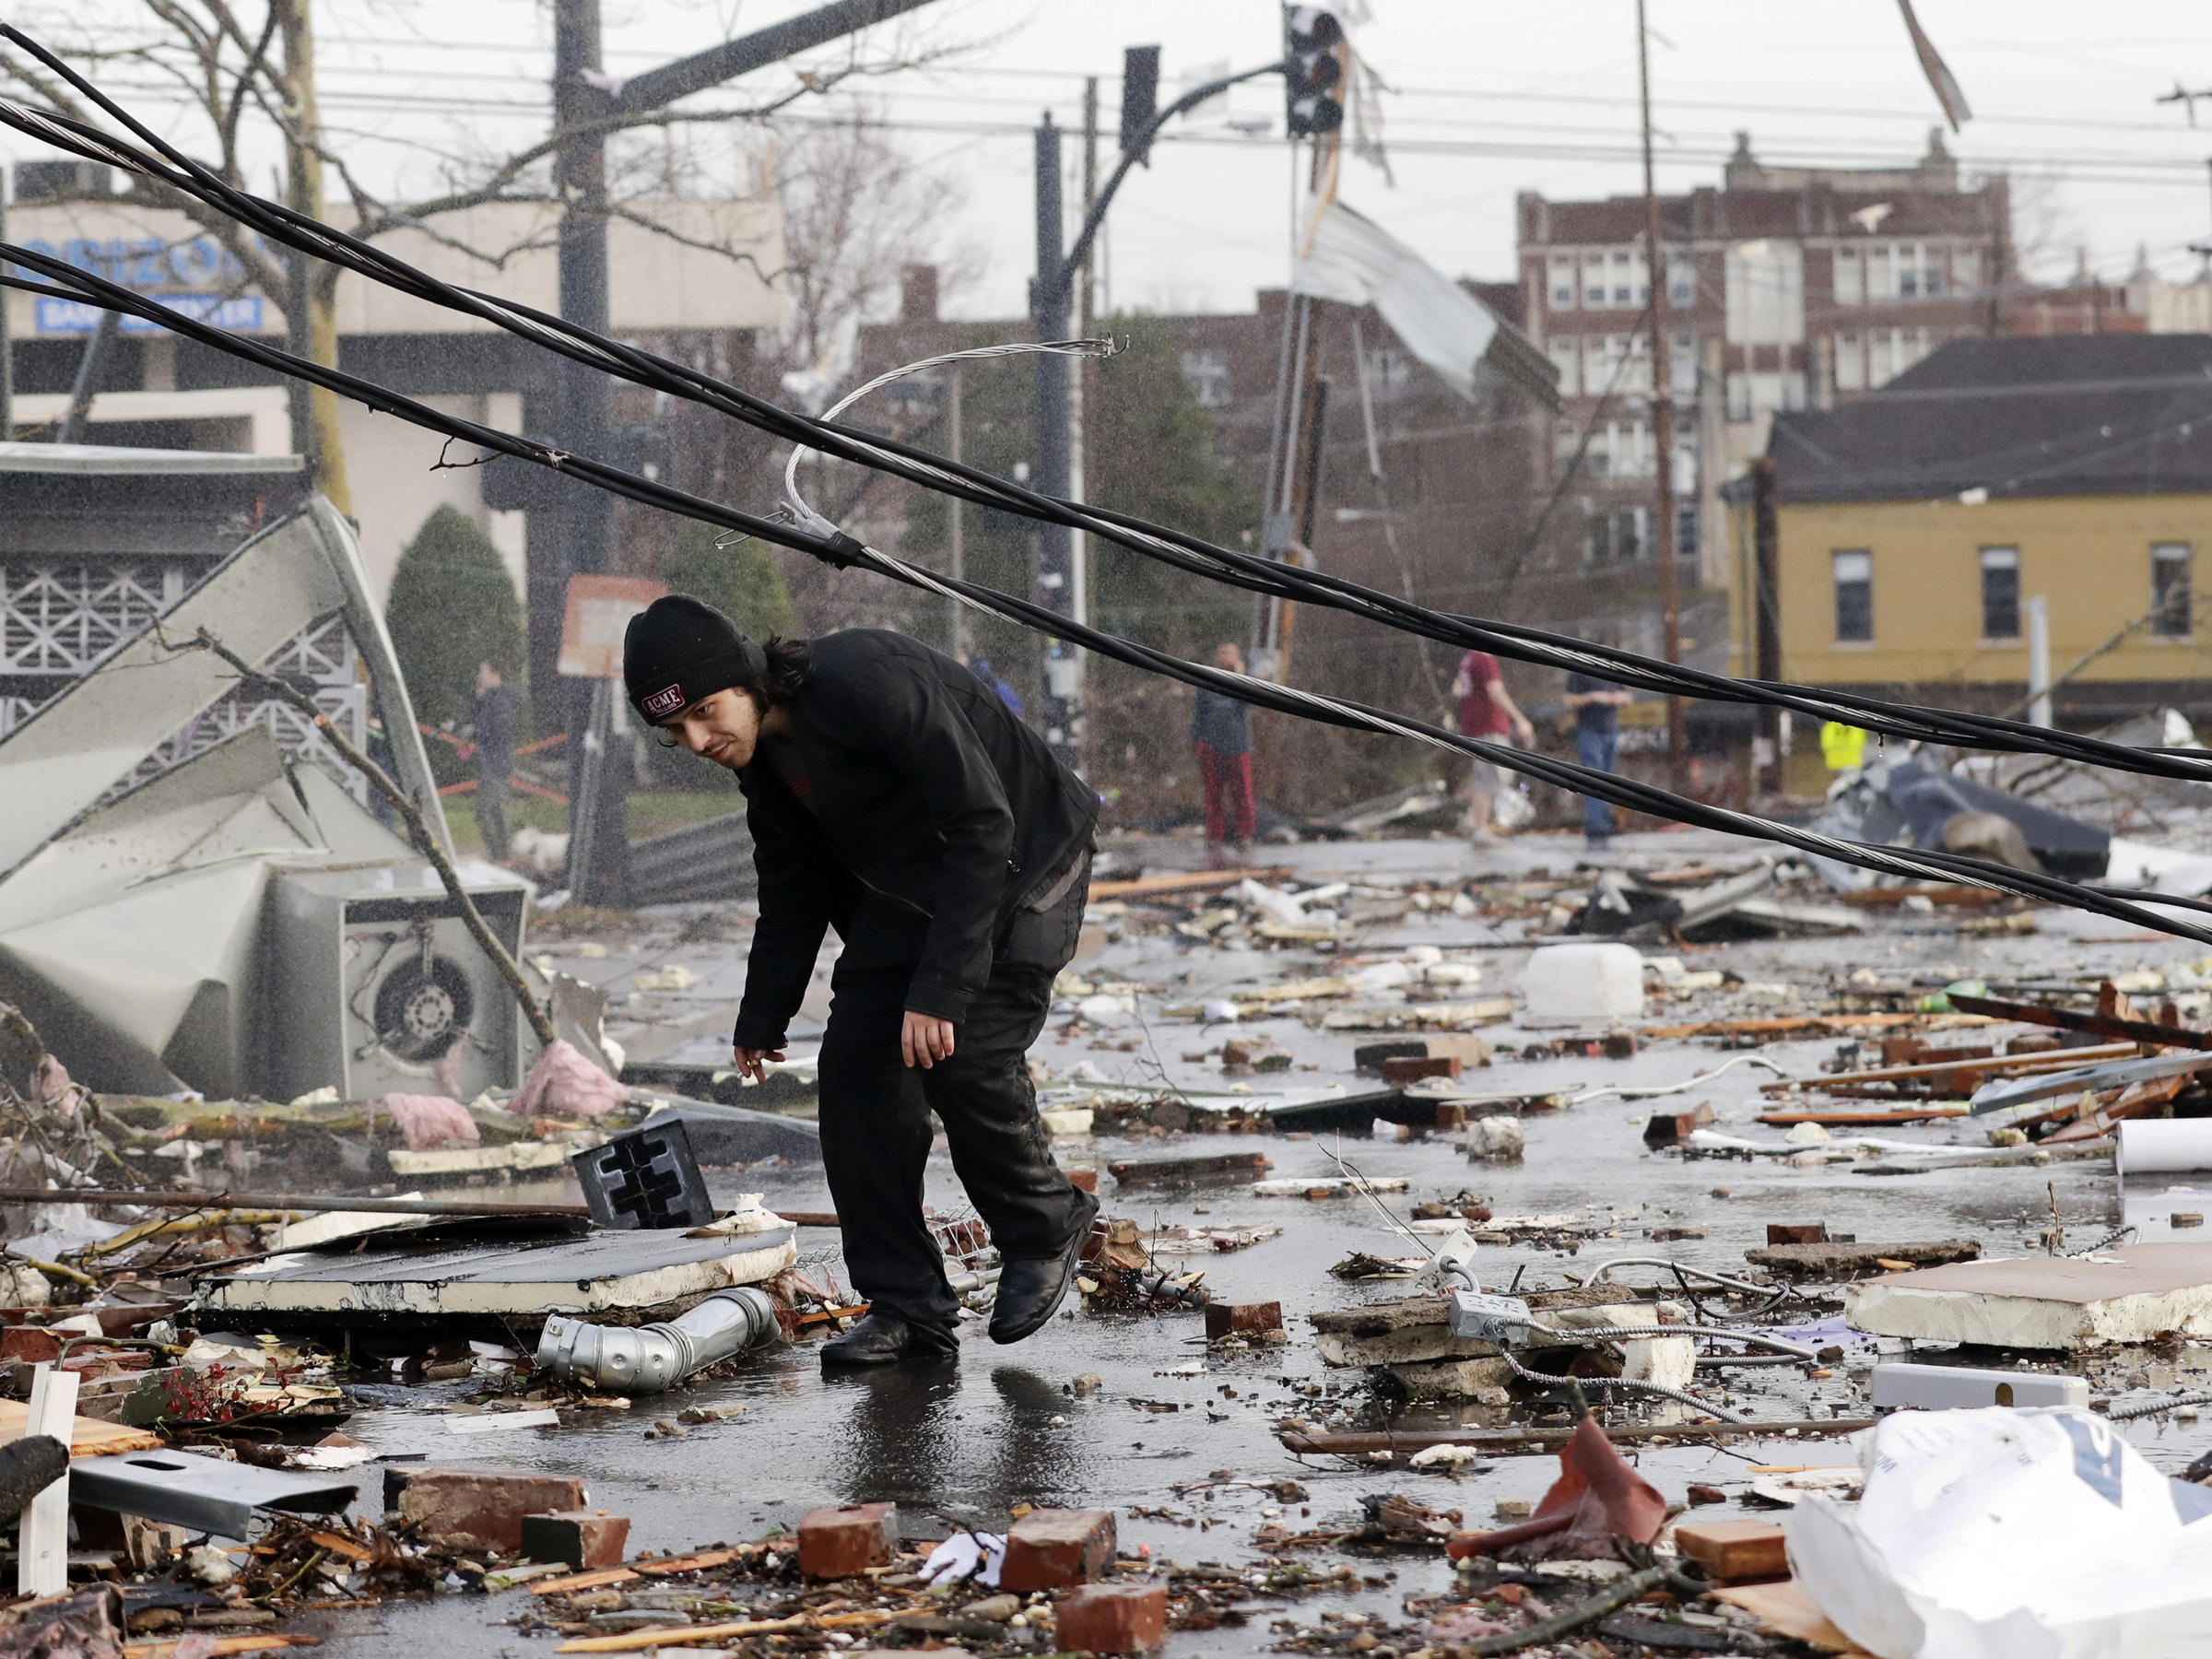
385, 1468, 587, 1553
1465, 1116, 1524, 1161
1204, 1301, 1283, 1342
1843, 1243, 2212, 1349
1747, 1239, 1980, 1278
1869, 1362, 2088, 1412
1001, 1508, 1115, 1591
520, 1510, 630, 1571
1053, 1583, 1167, 1653
1620, 1336, 1696, 1391
1674, 1519, 1788, 1582
1381, 1357, 1513, 1402
798, 1501, 898, 1579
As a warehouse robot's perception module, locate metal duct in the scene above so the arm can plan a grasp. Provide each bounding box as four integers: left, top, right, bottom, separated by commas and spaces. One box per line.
535, 1285, 782, 1394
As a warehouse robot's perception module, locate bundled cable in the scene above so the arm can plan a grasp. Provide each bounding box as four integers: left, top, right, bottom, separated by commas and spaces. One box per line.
10, 241, 2212, 948
7, 25, 2212, 791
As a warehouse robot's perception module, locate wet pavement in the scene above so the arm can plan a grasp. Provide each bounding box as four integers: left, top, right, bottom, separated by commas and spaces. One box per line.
306, 826, 2212, 1653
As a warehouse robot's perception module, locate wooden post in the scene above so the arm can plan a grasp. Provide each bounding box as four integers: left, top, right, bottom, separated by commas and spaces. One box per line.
18, 1363, 76, 1595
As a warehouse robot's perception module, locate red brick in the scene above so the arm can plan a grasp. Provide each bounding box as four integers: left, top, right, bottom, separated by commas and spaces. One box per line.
1203, 1301, 1283, 1342
0, 1327, 60, 1364
1765, 1223, 1828, 1246
1380, 1055, 1462, 1086
1675, 1520, 1788, 1582
520, 1510, 630, 1570
1054, 1583, 1168, 1653
798, 1501, 898, 1579
384, 1468, 587, 1553
1641, 1101, 1714, 1146
1001, 1508, 1115, 1591
1430, 1101, 1468, 1130
1065, 1169, 1099, 1194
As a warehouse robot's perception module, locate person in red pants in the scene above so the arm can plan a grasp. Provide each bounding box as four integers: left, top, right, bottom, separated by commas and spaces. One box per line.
1193, 641, 1257, 868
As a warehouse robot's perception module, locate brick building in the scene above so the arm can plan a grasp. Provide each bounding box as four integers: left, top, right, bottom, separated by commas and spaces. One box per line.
1517, 129, 2014, 688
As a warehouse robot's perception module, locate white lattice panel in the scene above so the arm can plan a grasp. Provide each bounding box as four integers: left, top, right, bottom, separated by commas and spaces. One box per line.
0, 694, 38, 739
0, 562, 184, 674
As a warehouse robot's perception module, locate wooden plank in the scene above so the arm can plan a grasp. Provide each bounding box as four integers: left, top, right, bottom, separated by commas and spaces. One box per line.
1279, 1418, 1877, 1456
632, 1548, 742, 1576
1947, 991, 2212, 1051
1755, 1106, 1971, 1126
0, 1397, 161, 1457
1840, 886, 2003, 909
1711, 1581, 1874, 1657
531, 1568, 640, 1596
557, 1618, 806, 1652
1088, 867, 1289, 901
1638, 1013, 1947, 1040
124, 1641, 320, 1659
1759, 1042, 2137, 1094
17, 1366, 76, 1596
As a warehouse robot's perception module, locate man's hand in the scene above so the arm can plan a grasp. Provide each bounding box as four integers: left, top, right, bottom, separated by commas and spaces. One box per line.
731, 1043, 786, 1085
901, 1011, 957, 1070
1512, 714, 1536, 746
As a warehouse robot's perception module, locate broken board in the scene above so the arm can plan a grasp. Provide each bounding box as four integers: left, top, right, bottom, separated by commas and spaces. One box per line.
0, 1400, 161, 1456
196, 1226, 796, 1324
1845, 1242, 2212, 1349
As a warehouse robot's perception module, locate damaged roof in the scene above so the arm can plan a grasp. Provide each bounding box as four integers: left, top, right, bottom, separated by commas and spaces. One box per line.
1764, 334, 2212, 504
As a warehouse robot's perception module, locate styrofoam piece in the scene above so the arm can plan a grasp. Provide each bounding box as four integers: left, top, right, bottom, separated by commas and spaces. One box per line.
1517, 943, 1644, 1027
2118, 1120, 2212, 1182
1870, 1362, 2088, 1412
1845, 1243, 2212, 1349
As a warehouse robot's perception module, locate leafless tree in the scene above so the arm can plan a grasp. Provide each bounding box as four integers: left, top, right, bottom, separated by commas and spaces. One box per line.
0, 2, 961, 505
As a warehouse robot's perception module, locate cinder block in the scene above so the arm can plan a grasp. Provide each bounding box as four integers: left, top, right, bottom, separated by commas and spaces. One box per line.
520, 1509, 630, 1570
1674, 1519, 1788, 1583
1203, 1301, 1283, 1342
1766, 1223, 1828, 1246
1869, 1362, 2087, 1412
383, 1468, 587, 1553
1053, 1583, 1168, 1653
798, 1501, 898, 1579
1000, 1508, 1115, 1591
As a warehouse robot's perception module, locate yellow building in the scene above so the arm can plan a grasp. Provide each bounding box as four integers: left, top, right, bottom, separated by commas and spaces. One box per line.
1733, 335, 2212, 752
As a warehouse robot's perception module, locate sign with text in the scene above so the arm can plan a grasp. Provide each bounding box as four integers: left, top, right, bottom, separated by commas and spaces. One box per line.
559, 575, 667, 679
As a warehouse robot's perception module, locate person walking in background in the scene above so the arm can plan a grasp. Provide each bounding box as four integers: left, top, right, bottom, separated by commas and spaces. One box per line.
1453, 648, 1535, 842
1193, 641, 1257, 869
466, 656, 521, 863
1564, 668, 1633, 849
967, 656, 1025, 719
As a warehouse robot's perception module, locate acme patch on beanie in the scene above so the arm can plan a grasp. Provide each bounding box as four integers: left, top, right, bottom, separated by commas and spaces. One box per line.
623, 594, 767, 721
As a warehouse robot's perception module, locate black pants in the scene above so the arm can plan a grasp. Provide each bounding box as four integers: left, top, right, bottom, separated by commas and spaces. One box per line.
477, 773, 512, 862
817, 861, 1098, 1334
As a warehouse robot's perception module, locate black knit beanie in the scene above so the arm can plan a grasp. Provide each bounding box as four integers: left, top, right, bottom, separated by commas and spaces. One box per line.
623, 594, 767, 723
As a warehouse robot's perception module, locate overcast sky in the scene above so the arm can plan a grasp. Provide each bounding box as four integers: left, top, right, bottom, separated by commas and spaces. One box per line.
23, 0, 2212, 321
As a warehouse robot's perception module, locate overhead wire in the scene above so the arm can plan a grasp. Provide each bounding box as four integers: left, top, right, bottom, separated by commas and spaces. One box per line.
14, 47, 2212, 809
17, 35, 2212, 944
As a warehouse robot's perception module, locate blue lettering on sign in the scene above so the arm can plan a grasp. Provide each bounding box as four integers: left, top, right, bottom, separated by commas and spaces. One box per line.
18, 234, 251, 292
34, 294, 265, 335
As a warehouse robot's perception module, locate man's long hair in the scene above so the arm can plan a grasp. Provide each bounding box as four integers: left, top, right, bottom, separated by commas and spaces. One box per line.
759, 635, 814, 704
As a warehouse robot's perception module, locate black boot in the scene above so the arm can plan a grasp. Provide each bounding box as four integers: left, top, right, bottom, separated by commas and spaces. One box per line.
989, 1194, 1100, 1346
819, 1310, 959, 1368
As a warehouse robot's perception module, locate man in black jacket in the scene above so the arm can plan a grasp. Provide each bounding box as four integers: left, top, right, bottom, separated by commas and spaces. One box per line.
624, 596, 1100, 1365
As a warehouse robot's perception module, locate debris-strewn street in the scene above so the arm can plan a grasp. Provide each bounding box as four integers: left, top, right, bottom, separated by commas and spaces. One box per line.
6, 825, 2212, 1657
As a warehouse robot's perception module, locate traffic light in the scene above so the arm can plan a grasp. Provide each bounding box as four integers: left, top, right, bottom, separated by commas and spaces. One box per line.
1121, 44, 1160, 162
1283, 6, 1346, 137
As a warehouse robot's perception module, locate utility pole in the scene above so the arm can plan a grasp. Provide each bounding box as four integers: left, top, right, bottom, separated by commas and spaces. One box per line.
276, 0, 350, 511
1637, 0, 1684, 773
947, 361, 966, 660
547, 0, 943, 901
0, 164, 13, 441
1748, 454, 1781, 796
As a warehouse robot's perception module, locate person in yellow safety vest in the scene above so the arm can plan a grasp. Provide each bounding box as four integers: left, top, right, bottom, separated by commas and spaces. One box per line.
1821, 721, 1869, 771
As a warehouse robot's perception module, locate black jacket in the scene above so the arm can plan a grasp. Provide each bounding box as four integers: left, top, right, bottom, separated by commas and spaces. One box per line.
1191, 687, 1251, 757
732, 630, 1098, 1046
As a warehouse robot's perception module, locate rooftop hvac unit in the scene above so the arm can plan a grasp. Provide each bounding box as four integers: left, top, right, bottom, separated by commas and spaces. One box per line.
264, 868, 528, 1103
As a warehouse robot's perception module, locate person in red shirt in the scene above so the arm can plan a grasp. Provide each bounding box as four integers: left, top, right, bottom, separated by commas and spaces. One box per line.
1453, 649, 1535, 842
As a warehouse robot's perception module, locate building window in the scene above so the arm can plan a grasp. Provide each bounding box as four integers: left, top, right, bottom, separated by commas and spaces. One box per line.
1834, 331, 1865, 392
1620, 333, 1653, 394
1725, 371, 1807, 422
1547, 338, 1582, 397
1180, 347, 1231, 408
1666, 254, 1696, 309
1951, 247, 1982, 294
1670, 330, 1697, 395
2154, 543, 2194, 638
1724, 241, 1805, 345
1582, 253, 1610, 310
1549, 254, 1578, 310
1586, 505, 1649, 565
1675, 500, 1699, 563
1611, 250, 1648, 308
1834, 247, 1864, 306
1833, 549, 1874, 642
1980, 546, 2020, 640
1371, 345, 1412, 390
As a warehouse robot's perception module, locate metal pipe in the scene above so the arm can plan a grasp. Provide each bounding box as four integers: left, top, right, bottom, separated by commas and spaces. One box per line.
535, 1286, 782, 1393
1529, 1319, 1818, 1361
